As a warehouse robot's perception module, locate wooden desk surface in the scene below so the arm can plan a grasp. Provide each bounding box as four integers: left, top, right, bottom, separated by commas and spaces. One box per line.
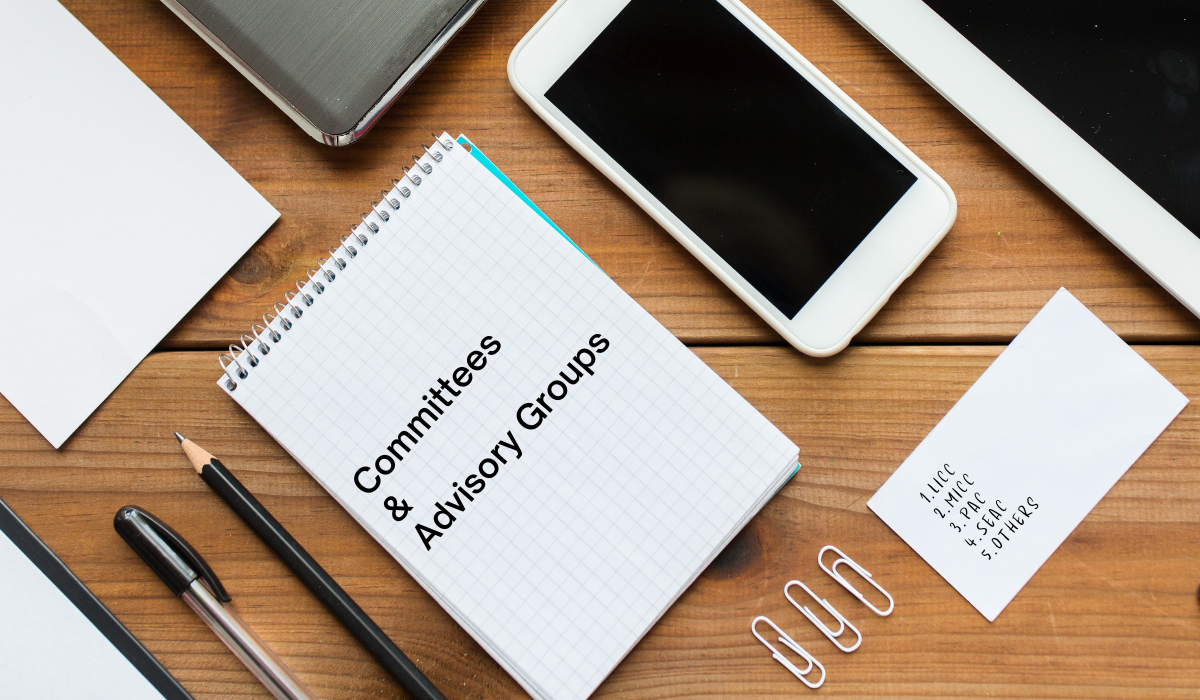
3, 0, 1198, 698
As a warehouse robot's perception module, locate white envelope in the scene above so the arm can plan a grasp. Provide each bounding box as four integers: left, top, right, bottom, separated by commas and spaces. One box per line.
869, 288, 1188, 621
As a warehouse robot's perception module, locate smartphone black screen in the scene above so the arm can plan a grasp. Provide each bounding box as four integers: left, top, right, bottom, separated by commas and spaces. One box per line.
545, 0, 916, 318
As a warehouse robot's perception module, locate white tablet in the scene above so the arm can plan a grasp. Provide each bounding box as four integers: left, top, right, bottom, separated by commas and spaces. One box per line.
834, 0, 1200, 319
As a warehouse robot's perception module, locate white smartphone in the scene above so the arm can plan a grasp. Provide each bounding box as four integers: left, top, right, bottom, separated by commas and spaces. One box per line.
509, 0, 957, 356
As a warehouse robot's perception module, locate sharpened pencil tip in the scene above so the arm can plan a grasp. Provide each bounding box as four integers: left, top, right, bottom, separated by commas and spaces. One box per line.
177, 435, 214, 473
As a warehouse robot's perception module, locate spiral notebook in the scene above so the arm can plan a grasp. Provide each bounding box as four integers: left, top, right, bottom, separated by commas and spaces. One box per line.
218, 133, 799, 700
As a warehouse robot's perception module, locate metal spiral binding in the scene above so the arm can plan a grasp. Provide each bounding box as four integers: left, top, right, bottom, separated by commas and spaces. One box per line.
338, 235, 360, 256
219, 136, 455, 391
306, 269, 327, 293
323, 251, 347, 271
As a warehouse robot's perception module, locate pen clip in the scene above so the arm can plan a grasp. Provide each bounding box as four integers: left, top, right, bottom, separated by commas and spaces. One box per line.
152, 515, 231, 602
116, 506, 232, 602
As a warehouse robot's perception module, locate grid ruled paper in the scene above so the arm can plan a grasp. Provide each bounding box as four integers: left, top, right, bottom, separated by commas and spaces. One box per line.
221, 133, 798, 700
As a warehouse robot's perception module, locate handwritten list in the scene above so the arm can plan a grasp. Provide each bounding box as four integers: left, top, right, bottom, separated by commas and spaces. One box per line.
869, 289, 1188, 621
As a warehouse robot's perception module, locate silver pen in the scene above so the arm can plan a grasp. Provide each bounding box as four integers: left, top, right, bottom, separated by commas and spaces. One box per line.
115, 506, 317, 700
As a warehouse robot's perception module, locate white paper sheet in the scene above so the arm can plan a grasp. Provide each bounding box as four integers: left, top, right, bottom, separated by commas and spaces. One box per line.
0, 0, 278, 448
869, 288, 1188, 621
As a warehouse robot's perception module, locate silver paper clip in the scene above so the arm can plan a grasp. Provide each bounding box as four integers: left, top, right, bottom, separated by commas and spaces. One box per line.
818, 545, 894, 616
784, 580, 862, 652
751, 616, 826, 689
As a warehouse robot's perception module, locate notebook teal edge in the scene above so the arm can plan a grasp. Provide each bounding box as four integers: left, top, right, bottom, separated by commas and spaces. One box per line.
457, 135, 597, 267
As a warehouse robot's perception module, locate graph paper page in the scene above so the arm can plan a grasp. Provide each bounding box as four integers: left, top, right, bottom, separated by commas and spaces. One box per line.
223, 134, 798, 700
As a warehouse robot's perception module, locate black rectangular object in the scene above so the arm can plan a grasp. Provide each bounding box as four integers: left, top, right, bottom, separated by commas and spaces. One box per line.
0, 496, 193, 700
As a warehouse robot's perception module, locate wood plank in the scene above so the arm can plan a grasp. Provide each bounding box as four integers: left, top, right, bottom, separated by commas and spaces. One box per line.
59, 0, 1200, 348
1, 347, 1197, 698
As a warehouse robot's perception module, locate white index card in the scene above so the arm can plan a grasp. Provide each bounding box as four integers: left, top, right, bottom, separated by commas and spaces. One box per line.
869, 288, 1188, 621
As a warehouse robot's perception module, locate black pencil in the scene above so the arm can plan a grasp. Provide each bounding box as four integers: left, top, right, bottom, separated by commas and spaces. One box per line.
175, 432, 447, 700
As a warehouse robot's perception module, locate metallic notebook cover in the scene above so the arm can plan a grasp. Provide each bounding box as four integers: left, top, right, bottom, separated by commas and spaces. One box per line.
161, 0, 486, 145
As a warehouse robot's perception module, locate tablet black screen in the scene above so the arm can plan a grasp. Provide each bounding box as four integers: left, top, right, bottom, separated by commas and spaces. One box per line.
545, 0, 916, 318
924, 1, 1200, 238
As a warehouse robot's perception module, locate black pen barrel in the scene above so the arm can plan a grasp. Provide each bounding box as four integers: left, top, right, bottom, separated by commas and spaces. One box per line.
200, 458, 447, 700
